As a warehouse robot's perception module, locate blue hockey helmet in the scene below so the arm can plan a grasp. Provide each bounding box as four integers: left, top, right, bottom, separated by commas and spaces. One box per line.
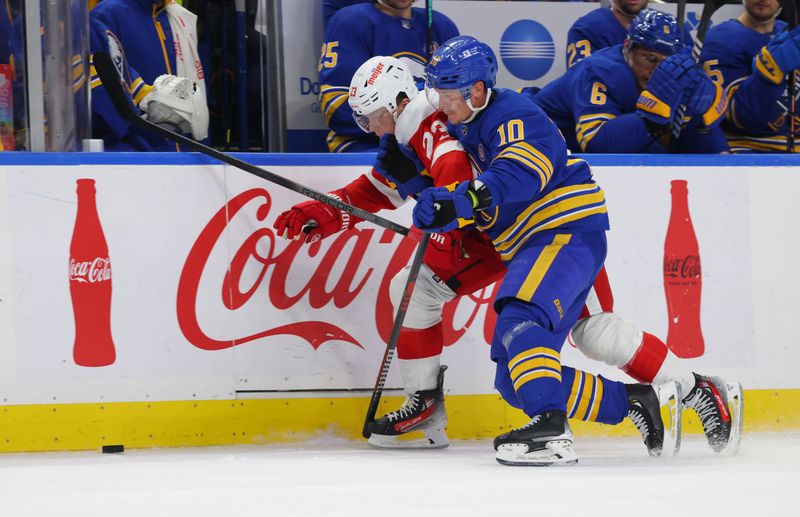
425, 35, 497, 100
626, 9, 684, 56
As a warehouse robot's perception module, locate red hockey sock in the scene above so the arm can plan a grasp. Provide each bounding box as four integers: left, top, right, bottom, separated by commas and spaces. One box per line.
396, 323, 444, 360
622, 332, 668, 383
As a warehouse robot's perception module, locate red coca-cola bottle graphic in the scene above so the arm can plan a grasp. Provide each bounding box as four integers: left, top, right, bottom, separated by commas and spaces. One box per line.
663, 180, 703, 358
69, 179, 116, 366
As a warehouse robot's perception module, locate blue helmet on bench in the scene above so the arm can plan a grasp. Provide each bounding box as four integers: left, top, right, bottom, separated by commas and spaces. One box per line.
627, 9, 684, 56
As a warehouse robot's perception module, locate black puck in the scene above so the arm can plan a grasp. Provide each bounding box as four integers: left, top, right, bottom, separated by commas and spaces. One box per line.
102, 444, 124, 453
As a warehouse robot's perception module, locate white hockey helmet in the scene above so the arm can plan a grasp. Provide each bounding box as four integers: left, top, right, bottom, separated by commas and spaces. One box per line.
348, 56, 418, 133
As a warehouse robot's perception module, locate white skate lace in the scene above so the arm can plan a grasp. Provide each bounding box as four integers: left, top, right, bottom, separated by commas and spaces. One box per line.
387, 394, 422, 422
689, 389, 721, 434
517, 414, 542, 430
628, 405, 650, 438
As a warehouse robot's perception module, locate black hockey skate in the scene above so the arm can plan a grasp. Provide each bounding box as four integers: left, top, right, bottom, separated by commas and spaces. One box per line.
367, 366, 448, 449
682, 373, 743, 454
626, 381, 682, 457
494, 410, 577, 466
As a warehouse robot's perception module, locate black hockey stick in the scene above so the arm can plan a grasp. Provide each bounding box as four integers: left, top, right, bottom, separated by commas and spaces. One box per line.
426, 0, 434, 58
362, 233, 429, 439
781, 0, 798, 152
362, 1, 435, 437
677, 0, 687, 44
92, 51, 410, 237
671, 0, 728, 140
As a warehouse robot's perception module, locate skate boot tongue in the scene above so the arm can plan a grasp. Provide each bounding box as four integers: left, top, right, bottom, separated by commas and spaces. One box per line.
493, 411, 577, 467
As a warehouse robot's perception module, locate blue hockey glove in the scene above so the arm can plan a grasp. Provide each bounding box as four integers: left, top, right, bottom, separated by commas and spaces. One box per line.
682, 68, 728, 128
375, 134, 431, 199
755, 26, 800, 85
412, 182, 477, 233
637, 50, 696, 126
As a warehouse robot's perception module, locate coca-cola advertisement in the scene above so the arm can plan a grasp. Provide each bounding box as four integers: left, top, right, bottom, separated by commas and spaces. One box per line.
663, 180, 704, 359
0, 161, 763, 406
69, 179, 116, 367
177, 169, 499, 393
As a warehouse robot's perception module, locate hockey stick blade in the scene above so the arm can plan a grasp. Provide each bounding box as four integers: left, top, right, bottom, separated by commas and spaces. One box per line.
362, 235, 430, 439
92, 52, 409, 237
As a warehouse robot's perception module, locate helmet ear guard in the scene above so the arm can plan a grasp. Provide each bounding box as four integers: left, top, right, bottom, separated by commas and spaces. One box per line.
348, 56, 418, 132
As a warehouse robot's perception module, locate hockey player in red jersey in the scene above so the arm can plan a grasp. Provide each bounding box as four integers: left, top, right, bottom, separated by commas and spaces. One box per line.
275, 56, 505, 449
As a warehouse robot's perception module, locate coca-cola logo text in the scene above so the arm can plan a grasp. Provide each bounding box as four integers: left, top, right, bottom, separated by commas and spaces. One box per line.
176, 188, 498, 352
663, 255, 701, 279
69, 257, 112, 283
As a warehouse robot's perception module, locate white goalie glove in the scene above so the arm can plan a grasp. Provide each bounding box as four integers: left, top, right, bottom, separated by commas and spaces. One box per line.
139, 74, 209, 140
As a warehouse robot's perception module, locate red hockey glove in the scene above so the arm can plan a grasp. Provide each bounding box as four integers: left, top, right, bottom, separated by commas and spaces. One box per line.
273, 199, 350, 244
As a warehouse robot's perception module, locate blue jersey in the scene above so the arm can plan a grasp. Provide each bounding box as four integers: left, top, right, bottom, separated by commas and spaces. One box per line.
91, 0, 176, 84
0, 3, 11, 65
89, 19, 174, 151
531, 45, 728, 154
322, 0, 371, 28
319, 3, 458, 152
567, 8, 694, 68
701, 19, 792, 152
566, 8, 627, 68
448, 89, 609, 264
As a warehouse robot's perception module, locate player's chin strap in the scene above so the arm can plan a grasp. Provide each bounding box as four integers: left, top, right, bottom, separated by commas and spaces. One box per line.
462, 88, 492, 124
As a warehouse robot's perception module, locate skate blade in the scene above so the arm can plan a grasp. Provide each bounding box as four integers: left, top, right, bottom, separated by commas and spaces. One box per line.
367, 428, 449, 449
495, 440, 578, 467
658, 381, 682, 457
717, 382, 743, 455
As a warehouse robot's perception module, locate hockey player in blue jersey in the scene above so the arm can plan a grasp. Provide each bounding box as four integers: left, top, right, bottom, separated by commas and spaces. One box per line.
567, 0, 649, 67
89, 19, 208, 151
91, 0, 178, 85
322, 0, 372, 28
91, 0, 208, 150
532, 10, 728, 154
701, 0, 798, 152
416, 36, 679, 466
318, 0, 458, 152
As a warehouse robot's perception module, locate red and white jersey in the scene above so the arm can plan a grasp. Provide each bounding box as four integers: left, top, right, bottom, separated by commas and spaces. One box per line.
394, 94, 473, 187
335, 94, 473, 215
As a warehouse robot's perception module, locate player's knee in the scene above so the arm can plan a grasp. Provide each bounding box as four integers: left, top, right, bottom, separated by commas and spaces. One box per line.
389, 267, 411, 309
389, 265, 455, 329
494, 300, 552, 353
570, 312, 641, 367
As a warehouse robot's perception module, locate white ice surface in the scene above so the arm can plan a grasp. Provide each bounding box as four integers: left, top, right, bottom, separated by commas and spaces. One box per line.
0, 434, 798, 517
